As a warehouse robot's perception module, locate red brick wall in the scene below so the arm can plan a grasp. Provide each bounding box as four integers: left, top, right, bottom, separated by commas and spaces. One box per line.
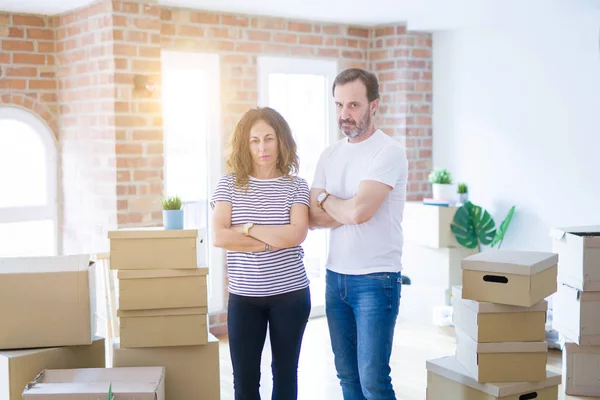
160, 9, 370, 145
370, 25, 433, 200
112, 0, 164, 228
0, 12, 58, 136
54, 0, 118, 254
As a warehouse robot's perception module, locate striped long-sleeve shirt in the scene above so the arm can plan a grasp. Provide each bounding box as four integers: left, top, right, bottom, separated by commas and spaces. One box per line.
211, 173, 310, 297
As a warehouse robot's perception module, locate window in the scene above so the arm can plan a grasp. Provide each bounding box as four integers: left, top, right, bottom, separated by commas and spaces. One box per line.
258, 56, 338, 317
161, 51, 224, 313
0, 107, 59, 257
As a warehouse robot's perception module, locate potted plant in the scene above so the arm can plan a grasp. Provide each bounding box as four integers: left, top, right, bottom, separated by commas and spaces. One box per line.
428, 168, 455, 201
162, 195, 183, 230
457, 183, 468, 205
451, 201, 516, 251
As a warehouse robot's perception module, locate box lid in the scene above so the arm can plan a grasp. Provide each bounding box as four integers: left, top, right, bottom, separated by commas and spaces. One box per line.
456, 328, 548, 353
426, 356, 560, 397
0, 337, 105, 359
550, 225, 600, 247
118, 306, 208, 318
559, 282, 600, 302
461, 249, 558, 275
452, 285, 548, 313
0, 254, 91, 274
564, 342, 600, 354
118, 268, 209, 280
108, 228, 203, 239
112, 332, 219, 350
23, 367, 163, 398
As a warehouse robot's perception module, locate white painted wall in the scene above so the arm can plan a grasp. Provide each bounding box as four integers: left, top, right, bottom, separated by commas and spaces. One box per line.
432, 15, 600, 252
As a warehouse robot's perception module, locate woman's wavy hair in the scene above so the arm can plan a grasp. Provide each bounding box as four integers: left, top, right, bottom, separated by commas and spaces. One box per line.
226, 107, 299, 189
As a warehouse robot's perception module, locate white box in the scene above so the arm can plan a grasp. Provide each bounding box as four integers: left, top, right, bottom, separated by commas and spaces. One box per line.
550, 225, 600, 291
403, 202, 459, 248
402, 242, 477, 305
461, 249, 558, 307
398, 283, 448, 325
562, 342, 600, 397
427, 356, 560, 400
552, 283, 600, 345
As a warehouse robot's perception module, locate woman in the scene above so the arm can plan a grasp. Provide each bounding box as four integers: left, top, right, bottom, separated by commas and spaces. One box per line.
211, 107, 311, 400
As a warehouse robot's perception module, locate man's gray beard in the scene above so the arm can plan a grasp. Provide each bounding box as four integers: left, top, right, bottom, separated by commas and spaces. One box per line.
340, 112, 371, 139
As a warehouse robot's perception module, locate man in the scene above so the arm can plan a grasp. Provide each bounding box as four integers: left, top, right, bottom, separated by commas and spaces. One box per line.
309, 68, 408, 400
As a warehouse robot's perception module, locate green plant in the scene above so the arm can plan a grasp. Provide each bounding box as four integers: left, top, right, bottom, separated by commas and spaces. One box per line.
457, 183, 468, 194
428, 168, 453, 184
161, 195, 182, 210
450, 201, 516, 251
107, 383, 114, 400
490, 206, 516, 248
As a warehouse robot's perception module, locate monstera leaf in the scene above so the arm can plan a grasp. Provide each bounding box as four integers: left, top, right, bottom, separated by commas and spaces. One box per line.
451, 201, 496, 251
490, 206, 516, 248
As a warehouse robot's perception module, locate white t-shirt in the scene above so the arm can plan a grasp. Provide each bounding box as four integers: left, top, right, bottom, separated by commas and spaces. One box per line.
312, 129, 408, 275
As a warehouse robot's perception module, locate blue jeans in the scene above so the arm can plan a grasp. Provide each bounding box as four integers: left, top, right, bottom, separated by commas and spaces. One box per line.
326, 269, 402, 400
228, 287, 311, 400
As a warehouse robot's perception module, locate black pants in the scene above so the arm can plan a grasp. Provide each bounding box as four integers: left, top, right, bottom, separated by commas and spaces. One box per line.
228, 287, 311, 400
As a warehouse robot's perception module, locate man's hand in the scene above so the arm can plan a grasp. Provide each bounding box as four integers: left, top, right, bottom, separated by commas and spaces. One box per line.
308, 188, 343, 230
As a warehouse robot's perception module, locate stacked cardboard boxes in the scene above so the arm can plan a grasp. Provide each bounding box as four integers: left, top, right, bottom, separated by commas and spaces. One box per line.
426, 249, 562, 399
107, 227, 221, 400
401, 202, 477, 324
0, 254, 106, 400
550, 226, 600, 397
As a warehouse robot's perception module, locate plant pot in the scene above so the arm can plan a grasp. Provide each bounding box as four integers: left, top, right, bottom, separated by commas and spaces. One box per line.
163, 209, 184, 230
457, 193, 469, 205
432, 183, 456, 201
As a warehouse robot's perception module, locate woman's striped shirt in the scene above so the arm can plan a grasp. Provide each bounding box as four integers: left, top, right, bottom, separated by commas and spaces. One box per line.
211, 174, 310, 297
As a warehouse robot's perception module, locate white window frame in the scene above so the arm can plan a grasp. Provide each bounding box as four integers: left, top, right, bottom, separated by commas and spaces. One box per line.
161, 50, 225, 313
0, 106, 60, 255
257, 56, 339, 145
257, 56, 339, 318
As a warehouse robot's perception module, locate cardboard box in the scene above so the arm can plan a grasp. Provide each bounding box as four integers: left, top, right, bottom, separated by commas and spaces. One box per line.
118, 268, 208, 311
108, 228, 206, 270
426, 356, 560, 400
550, 226, 600, 291
562, 342, 600, 397
398, 283, 449, 325
119, 307, 208, 348
113, 334, 220, 400
452, 286, 547, 343
402, 243, 477, 305
22, 366, 165, 400
403, 202, 459, 248
0, 337, 105, 400
461, 249, 558, 307
552, 283, 600, 345
455, 328, 548, 383
0, 254, 96, 350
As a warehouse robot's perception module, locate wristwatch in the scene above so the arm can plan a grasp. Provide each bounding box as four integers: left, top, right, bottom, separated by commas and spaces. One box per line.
317, 192, 331, 210
243, 222, 254, 236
